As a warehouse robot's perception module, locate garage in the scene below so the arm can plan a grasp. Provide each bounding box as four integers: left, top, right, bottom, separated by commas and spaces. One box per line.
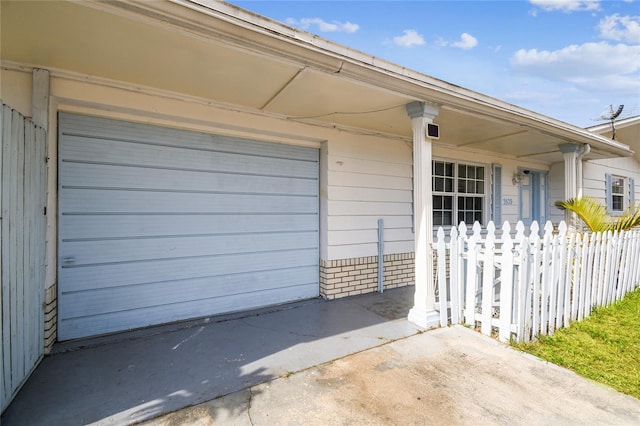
57, 113, 319, 340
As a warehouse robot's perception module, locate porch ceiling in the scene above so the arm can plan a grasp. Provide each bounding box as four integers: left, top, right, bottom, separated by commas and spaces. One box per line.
0, 0, 632, 163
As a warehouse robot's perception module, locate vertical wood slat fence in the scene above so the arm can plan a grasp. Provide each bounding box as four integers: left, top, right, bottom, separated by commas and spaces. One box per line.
435, 220, 640, 343
1, 103, 47, 412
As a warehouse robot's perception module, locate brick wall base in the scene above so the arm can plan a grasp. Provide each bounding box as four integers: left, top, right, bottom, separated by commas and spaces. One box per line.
44, 284, 57, 354
320, 252, 415, 299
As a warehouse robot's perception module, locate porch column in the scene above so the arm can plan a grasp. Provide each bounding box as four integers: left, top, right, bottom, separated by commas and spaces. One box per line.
559, 143, 580, 226
406, 101, 440, 328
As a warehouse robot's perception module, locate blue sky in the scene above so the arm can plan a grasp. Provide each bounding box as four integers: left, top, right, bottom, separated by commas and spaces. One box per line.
229, 0, 640, 127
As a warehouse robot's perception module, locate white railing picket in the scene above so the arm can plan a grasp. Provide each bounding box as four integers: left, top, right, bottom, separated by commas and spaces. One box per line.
617, 231, 630, 299
433, 221, 639, 342
565, 232, 577, 327
564, 233, 582, 327
547, 224, 560, 335
464, 223, 479, 327
575, 233, 587, 321
498, 222, 514, 343
436, 227, 448, 327
554, 221, 569, 332
480, 222, 496, 336
539, 223, 553, 336
449, 226, 461, 324
516, 237, 531, 343
530, 232, 542, 339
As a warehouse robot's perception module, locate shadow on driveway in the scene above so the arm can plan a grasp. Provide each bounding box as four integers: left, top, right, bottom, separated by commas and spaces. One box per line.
2, 286, 419, 425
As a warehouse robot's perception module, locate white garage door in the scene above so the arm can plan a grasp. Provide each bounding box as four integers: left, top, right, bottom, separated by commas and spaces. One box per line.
58, 113, 319, 340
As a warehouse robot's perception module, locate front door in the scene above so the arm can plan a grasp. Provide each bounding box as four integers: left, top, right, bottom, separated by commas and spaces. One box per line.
519, 170, 547, 227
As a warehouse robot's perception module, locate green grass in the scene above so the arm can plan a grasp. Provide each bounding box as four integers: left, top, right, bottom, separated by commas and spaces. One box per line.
514, 288, 640, 399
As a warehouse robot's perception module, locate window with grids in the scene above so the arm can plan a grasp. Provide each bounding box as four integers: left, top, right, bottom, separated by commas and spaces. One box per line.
433, 160, 485, 226
611, 176, 625, 212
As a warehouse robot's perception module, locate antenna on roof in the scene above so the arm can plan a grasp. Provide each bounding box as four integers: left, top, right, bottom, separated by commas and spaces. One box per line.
599, 104, 624, 140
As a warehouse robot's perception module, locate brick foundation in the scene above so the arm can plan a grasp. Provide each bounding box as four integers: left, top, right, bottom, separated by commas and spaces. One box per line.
320, 252, 415, 299
44, 284, 57, 353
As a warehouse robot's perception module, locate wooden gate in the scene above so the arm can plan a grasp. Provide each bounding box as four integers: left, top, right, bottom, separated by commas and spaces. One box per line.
1, 103, 47, 412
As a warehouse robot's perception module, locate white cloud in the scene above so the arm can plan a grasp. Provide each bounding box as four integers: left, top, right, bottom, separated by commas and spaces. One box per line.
392, 30, 425, 47
436, 33, 479, 50
451, 33, 478, 50
529, 0, 601, 12
285, 17, 359, 33
598, 14, 640, 43
510, 42, 640, 94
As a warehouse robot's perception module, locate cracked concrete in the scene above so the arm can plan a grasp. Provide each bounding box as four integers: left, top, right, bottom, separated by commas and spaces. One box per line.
2, 287, 418, 425
148, 326, 640, 426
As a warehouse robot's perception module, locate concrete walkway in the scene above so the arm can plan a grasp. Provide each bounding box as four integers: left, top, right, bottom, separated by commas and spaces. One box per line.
4, 285, 640, 425
2, 287, 419, 425
148, 326, 640, 426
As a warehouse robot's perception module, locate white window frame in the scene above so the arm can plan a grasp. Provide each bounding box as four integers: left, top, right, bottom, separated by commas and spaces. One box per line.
605, 173, 634, 215
432, 158, 490, 228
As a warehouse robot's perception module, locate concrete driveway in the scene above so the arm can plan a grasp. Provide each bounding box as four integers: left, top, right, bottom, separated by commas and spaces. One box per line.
148, 326, 640, 426
3, 286, 639, 425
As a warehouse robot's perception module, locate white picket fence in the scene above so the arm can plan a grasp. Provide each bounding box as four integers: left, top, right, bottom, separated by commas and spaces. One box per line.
434, 220, 640, 343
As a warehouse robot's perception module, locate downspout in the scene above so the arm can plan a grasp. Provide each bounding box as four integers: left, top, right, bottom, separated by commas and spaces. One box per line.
576, 144, 591, 199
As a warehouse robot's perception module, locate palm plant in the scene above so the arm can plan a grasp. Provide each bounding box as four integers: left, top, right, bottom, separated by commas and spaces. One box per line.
555, 197, 640, 232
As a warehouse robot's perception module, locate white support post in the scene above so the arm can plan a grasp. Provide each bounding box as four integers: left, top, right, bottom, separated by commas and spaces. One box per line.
559, 143, 580, 227
406, 101, 440, 328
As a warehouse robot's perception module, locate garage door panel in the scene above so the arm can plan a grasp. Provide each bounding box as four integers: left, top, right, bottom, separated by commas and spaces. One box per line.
61, 135, 318, 179
61, 189, 318, 214
60, 114, 318, 162
59, 282, 319, 340
59, 232, 318, 265
60, 248, 317, 293
60, 214, 319, 240
60, 266, 319, 319
59, 114, 319, 340
60, 162, 318, 195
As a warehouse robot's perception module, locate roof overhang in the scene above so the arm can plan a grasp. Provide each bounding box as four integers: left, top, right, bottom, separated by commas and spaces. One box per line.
587, 116, 640, 161
1, 0, 633, 162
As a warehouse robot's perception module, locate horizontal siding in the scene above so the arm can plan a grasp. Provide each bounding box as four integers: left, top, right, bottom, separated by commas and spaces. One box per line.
583, 158, 640, 205
327, 228, 414, 246
330, 241, 414, 260
328, 170, 411, 190
328, 215, 412, 231
328, 154, 412, 177
324, 138, 553, 260
325, 136, 413, 259
329, 186, 412, 203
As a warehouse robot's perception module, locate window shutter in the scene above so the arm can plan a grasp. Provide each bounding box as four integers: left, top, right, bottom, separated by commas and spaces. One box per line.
630, 177, 636, 207
605, 173, 613, 211
492, 163, 502, 224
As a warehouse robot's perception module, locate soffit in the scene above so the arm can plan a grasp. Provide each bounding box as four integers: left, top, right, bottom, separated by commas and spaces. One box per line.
0, 0, 632, 164
0, 0, 302, 109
